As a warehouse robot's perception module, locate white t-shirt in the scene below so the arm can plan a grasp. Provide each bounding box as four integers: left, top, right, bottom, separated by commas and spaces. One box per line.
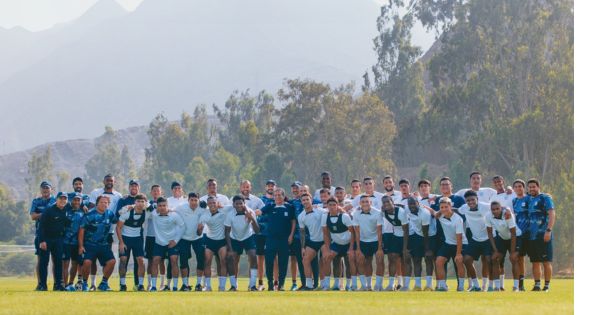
407, 207, 431, 237
455, 187, 496, 203
438, 213, 468, 245
381, 191, 403, 233
490, 192, 516, 211
174, 203, 204, 241
298, 208, 325, 242
314, 187, 338, 203
224, 207, 256, 241
239, 194, 265, 211
200, 209, 229, 240
457, 202, 491, 242
321, 212, 353, 245
200, 194, 231, 208
167, 196, 188, 211
352, 208, 383, 243
152, 211, 185, 246
118, 209, 145, 238
351, 191, 384, 211
418, 194, 438, 236
484, 209, 522, 240
381, 207, 409, 237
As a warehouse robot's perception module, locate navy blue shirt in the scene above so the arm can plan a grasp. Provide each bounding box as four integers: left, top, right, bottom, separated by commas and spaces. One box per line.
116, 195, 136, 213
68, 192, 92, 208
64, 205, 84, 245
30, 196, 56, 236
289, 198, 304, 239
81, 208, 118, 246
39, 204, 68, 242
527, 193, 555, 240
260, 203, 296, 239
512, 195, 530, 234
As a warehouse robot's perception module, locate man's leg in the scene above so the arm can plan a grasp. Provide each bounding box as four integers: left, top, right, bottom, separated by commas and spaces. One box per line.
248, 249, 259, 289
302, 247, 318, 288
277, 242, 290, 289
50, 241, 64, 289
217, 246, 228, 291
204, 249, 214, 290
169, 254, 180, 290
38, 247, 50, 289
265, 246, 276, 290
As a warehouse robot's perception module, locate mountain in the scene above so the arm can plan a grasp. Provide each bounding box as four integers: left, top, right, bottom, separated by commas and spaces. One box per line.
0, 0, 381, 155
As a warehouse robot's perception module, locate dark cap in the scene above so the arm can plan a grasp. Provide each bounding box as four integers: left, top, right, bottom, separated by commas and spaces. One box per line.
291, 181, 302, 187
129, 179, 139, 186
56, 191, 68, 198
72, 192, 83, 199
265, 179, 276, 186
40, 181, 52, 188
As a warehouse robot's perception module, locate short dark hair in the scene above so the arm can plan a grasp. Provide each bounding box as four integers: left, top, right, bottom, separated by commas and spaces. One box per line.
490, 201, 501, 208
321, 171, 331, 177
188, 192, 199, 199
464, 190, 478, 199
492, 175, 504, 181
382, 175, 393, 182
96, 195, 110, 204
512, 179, 526, 187
156, 197, 167, 204
360, 194, 371, 200
326, 197, 338, 204
319, 188, 331, 195
334, 186, 345, 191
232, 195, 245, 203
351, 179, 361, 184
527, 178, 540, 187
469, 171, 481, 179
151, 184, 161, 190
207, 178, 217, 184
363, 177, 374, 183
72, 177, 83, 185
418, 179, 431, 187
135, 194, 147, 201
300, 193, 312, 199
440, 176, 451, 184
104, 174, 114, 180
398, 178, 410, 186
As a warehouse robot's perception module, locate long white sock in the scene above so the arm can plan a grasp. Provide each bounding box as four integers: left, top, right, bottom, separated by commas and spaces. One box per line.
513, 279, 519, 288
173, 278, 179, 288
438, 279, 446, 289
218, 276, 226, 289
138, 277, 144, 286
359, 275, 366, 287
160, 275, 165, 287
230, 276, 237, 288
494, 279, 501, 289
151, 277, 157, 288
403, 276, 411, 288
205, 277, 212, 289
482, 277, 489, 288
387, 276, 395, 288
183, 277, 189, 286
415, 277, 422, 288
352, 276, 358, 288
500, 275, 505, 288
306, 278, 314, 289
250, 269, 258, 287
120, 277, 126, 285
323, 276, 331, 289
397, 276, 402, 286
489, 280, 495, 290
426, 276, 433, 288
375, 276, 383, 289
334, 278, 341, 288
458, 278, 465, 290
147, 275, 152, 287
472, 278, 480, 288
90, 275, 96, 286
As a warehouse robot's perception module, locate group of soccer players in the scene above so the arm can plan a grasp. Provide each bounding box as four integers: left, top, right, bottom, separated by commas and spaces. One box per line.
31, 171, 556, 292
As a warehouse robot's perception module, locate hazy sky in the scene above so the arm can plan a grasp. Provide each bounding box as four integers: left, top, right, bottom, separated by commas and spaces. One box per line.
0, 0, 144, 31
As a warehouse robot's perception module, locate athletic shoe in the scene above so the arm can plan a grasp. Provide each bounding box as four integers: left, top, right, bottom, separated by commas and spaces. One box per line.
137, 285, 145, 291
161, 286, 170, 291
298, 286, 313, 291
494, 288, 501, 292
53, 285, 66, 291
457, 287, 464, 292
195, 284, 203, 291
35, 284, 44, 291
519, 286, 526, 291
468, 287, 482, 292
120, 284, 127, 292
81, 283, 89, 292
423, 286, 434, 292
543, 286, 550, 292
435, 287, 448, 292
180, 285, 190, 292
500, 287, 505, 291
172, 286, 178, 292
98, 283, 112, 291
384, 285, 395, 291
258, 284, 265, 291
149, 287, 157, 292
278, 287, 285, 291
331, 287, 341, 291
412, 286, 422, 291
65, 284, 77, 292
512, 287, 520, 292
228, 286, 237, 292
345, 285, 351, 291
395, 284, 402, 291
89, 284, 96, 291
267, 287, 274, 291
291, 283, 298, 291
203, 287, 213, 292
249, 286, 259, 291
399, 286, 410, 292
532, 286, 542, 291
487, 287, 495, 292
75, 281, 83, 291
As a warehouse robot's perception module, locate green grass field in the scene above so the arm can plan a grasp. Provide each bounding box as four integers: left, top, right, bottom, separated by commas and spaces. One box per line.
0, 277, 573, 314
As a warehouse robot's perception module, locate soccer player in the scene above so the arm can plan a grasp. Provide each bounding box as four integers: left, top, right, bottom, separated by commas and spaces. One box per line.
62, 193, 85, 291
489, 174, 515, 289
256, 179, 276, 290
298, 193, 325, 289
458, 190, 492, 292
198, 196, 229, 291
38, 192, 69, 291
512, 179, 530, 291
455, 172, 497, 202
175, 192, 205, 291
321, 198, 356, 291
30, 181, 56, 290
334, 186, 353, 289
380, 195, 410, 291
352, 177, 384, 210
406, 197, 432, 291
434, 197, 467, 292
145, 184, 166, 290
349, 179, 362, 201
164, 181, 186, 290
116, 194, 147, 291
417, 179, 438, 290
115, 179, 143, 289
260, 188, 296, 291
225, 195, 261, 290
314, 171, 336, 203
68, 177, 92, 211
381, 176, 402, 290
149, 197, 184, 292
201, 178, 232, 208
526, 178, 555, 292
79, 195, 119, 291
288, 181, 304, 290
485, 201, 521, 291
353, 195, 384, 291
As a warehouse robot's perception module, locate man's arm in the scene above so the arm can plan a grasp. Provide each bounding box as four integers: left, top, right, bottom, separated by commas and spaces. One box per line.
289, 218, 296, 245
545, 209, 556, 242
225, 226, 233, 252
78, 227, 85, 254
116, 220, 125, 252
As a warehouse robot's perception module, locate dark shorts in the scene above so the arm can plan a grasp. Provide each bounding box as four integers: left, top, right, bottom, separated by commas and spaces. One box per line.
145, 236, 156, 260
330, 243, 349, 256
464, 239, 492, 261
62, 243, 83, 265
255, 234, 267, 256
289, 237, 302, 256
119, 236, 144, 258
528, 238, 553, 263
305, 240, 324, 252
518, 232, 530, 257
408, 234, 425, 258
494, 235, 522, 257
231, 235, 257, 255
179, 238, 205, 269
359, 241, 379, 257
205, 237, 227, 254
83, 243, 115, 266
382, 233, 394, 254
437, 243, 464, 260
153, 243, 179, 258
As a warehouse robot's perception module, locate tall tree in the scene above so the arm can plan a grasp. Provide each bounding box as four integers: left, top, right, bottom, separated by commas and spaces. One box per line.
25, 146, 53, 197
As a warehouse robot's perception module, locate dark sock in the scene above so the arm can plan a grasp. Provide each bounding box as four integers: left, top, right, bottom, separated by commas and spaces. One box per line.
102, 277, 109, 284
534, 280, 541, 287
259, 280, 263, 285
544, 281, 550, 288
519, 275, 524, 288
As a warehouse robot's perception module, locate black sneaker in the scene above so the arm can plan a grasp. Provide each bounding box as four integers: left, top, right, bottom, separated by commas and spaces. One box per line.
194, 284, 203, 291
532, 286, 542, 291
53, 285, 66, 291
228, 286, 237, 291
180, 285, 190, 292
161, 286, 170, 291
35, 284, 44, 291
120, 285, 127, 292
249, 286, 259, 291
137, 285, 145, 291
172, 286, 178, 292
89, 284, 96, 291
268, 286, 274, 291
543, 286, 550, 292
298, 286, 313, 291
519, 286, 526, 291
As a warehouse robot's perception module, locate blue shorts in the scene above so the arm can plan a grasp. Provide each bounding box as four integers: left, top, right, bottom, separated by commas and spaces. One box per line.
153, 243, 179, 258
179, 238, 205, 269
464, 239, 492, 261
382, 233, 394, 254
528, 237, 553, 263
83, 243, 115, 266
205, 237, 227, 254
359, 241, 379, 257
62, 243, 83, 265
436, 243, 464, 260
330, 243, 349, 256
231, 235, 257, 255
145, 236, 156, 260
119, 236, 144, 258
408, 234, 425, 258
305, 240, 324, 252
255, 234, 267, 256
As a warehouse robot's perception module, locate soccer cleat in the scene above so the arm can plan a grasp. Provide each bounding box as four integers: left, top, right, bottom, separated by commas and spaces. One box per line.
195, 284, 203, 291
65, 284, 76, 292
298, 286, 313, 291
161, 286, 170, 291
543, 286, 550, 292
120, 284, 127, 292
81, 283, 89, 292
137, 285, 145, 291
172, 286, 178, 292
435, 287, 448, 292
75, 281, 83, 291
486, 287, 494, 292
500, 287, 505, 291
512, 287, 520, 292
98, 283, 112, 291
267, 287, 274, 291
468, 287, 482, 292
35, 284, 45, 291
278, 287, 285, 291
395, 284, 402, 291
228, 286, 237, 292
331, 287, 341, 291
412, 286, 422, 291
53, 285, 66, 291
423, 286, 434, 292
249, 286, 259, 291
180, 285, 190, 292
89, 284, 96, 291
149, 287, 157, 292
257, 284, 265, 291
291, 283, 298, 291
532, 286, 542, 292
203, 287, 213, 292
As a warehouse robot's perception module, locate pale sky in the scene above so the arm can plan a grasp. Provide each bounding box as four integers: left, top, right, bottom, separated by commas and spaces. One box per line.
0, 0, 144, 31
